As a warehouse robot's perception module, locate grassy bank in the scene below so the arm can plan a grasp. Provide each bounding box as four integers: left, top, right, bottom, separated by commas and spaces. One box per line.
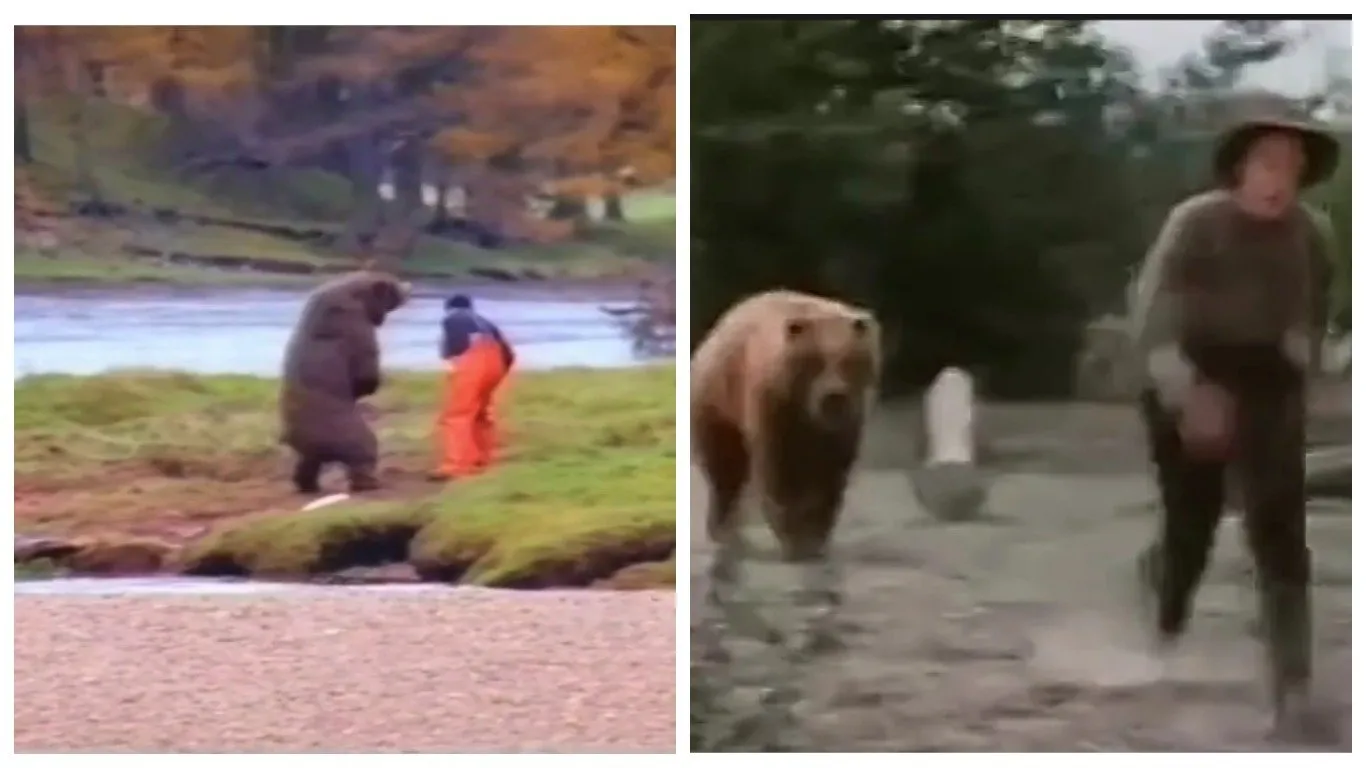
14, 365, 676, 589
17, 98, 674, 288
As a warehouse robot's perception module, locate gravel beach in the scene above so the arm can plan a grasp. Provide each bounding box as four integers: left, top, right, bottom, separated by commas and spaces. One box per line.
691, 399, 1352, 751
15, 590, 676, 753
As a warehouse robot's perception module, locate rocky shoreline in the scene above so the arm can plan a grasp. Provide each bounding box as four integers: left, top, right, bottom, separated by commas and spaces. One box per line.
14, 532, 676, 591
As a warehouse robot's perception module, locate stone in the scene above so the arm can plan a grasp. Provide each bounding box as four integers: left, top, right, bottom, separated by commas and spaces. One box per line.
15, 534, 81, 563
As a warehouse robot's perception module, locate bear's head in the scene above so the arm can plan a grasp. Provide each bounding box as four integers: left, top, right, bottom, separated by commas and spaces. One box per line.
354, 274, 411, 326
781, 304, 882, 431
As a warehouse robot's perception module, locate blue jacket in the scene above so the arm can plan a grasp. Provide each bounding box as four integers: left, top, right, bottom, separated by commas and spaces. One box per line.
441, 309, 515, 367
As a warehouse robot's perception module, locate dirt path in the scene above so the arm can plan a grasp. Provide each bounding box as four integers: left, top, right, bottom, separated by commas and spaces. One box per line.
15, 590, 676, 753
690, 403, 1352, 751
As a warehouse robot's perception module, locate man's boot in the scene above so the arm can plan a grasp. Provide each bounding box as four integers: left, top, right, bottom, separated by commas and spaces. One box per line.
1137, 541, 1189, 656
1261, 582, 1326, 742
1136, 542, 1161, 620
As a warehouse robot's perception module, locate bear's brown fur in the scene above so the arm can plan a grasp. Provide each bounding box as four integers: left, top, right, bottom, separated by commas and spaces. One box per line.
280, 270, 409, 494
692, 289, 881, 561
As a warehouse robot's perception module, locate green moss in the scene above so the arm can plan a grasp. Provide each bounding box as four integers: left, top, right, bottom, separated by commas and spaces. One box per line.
14, 370, 267, 432
91, 366, 680, 587
171, 406, 674, 586
181, 447, 675, 586
16, 366, 676, 591
15, 366, 672, 466
408, 450, 675, 586
15, 559, 64, 581
180, 501, 437, 577
15, 249, 312, 287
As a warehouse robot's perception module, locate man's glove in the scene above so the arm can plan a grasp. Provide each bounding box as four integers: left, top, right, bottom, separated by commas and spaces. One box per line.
1281, 327, 1314, 373
1148, 344, 1234, 460
1147, 345, 1196, 412
1179, 379, 1235, 461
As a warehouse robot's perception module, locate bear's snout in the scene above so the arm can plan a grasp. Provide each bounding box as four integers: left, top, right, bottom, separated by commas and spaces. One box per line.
813, 389, 856, 425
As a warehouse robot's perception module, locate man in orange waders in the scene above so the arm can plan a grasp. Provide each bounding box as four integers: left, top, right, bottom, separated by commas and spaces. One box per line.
431, 294, 515, 480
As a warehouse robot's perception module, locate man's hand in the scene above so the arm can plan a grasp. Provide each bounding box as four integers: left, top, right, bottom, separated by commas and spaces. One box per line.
1281, 327, 1315, 373
1148, 344, 1234, 460
1147, 345, 1195, 412
1179, 379, 1235, 461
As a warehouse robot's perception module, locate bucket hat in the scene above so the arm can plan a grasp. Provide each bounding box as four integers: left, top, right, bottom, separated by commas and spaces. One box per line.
1212, 116, 1340, 189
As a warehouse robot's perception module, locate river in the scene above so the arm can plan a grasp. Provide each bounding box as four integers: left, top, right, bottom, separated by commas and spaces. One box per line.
12, 284, 656, 379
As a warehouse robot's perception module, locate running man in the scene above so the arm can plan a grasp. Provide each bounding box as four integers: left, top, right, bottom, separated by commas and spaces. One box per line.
1127, 113, 1338, 740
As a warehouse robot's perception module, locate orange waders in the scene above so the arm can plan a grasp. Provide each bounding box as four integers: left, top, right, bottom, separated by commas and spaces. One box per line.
437, 335, 510, 477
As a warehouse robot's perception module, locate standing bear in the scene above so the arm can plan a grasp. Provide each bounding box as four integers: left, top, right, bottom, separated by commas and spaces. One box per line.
691, 289, 882, 562
280, 269, 410, 494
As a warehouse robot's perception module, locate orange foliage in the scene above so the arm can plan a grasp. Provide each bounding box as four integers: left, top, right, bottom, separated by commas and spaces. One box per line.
434, 26, 676, 190
18, 26, 256, 101
20, 25, 676, 191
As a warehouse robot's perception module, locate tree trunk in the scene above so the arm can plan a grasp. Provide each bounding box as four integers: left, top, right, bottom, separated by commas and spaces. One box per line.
392, 138, 425, 216
15, 93, 32, 163
340, 131, 386, 257
548, 195, 589, 222
72, 61, 101, 203
15, 27, 33, 164
430, 162, 454, 228
86, 60, 107, 98
152, 27, 189, 121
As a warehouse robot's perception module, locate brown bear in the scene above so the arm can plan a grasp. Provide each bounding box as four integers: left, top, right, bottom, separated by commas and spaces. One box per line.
691, 289, 882, 562
280, 270, 410, 494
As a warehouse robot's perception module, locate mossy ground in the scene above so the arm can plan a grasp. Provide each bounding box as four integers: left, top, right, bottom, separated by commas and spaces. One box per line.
17, 98, 675, 287
14, 365, 677, 588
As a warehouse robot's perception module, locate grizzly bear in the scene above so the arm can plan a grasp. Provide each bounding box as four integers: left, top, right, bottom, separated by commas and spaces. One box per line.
691, 289, 882, 562
279, 270, 410, 494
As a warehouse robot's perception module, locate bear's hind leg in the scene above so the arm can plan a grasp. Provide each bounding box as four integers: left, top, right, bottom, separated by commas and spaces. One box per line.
293, 454, 324, 494
339, 409, 382, 493
345, 462, 381, 493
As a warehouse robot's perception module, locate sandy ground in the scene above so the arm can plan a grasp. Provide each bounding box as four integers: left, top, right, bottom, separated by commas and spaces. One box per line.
15, 590, 676, 753
690, 398, 1352, 752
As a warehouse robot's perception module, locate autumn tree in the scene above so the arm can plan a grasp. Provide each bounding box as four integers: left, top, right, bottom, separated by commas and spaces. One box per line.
434, 26, 675, 232
15, 25, 676, 267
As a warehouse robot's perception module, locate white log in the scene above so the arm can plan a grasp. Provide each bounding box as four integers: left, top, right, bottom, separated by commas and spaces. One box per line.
301, 493, 352, 512
924, 366, 976, 465
913, 367, 988, 521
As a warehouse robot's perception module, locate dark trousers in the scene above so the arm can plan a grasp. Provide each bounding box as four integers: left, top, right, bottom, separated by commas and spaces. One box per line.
1138, 344, 1311, 690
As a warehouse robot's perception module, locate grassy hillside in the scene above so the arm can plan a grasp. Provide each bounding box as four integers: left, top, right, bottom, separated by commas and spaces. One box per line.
16, 99, 675, 287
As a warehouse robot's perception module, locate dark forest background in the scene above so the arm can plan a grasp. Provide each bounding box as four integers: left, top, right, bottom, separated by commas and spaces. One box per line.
691, 20, 1351, 399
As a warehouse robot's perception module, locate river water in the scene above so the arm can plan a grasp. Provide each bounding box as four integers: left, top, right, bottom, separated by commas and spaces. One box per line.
12, 284, 653, 379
